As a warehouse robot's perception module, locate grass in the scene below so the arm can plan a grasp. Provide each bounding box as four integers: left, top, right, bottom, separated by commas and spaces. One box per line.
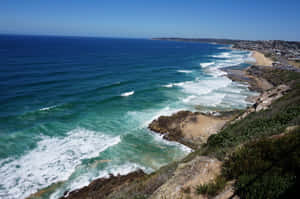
195, 176, 227, 196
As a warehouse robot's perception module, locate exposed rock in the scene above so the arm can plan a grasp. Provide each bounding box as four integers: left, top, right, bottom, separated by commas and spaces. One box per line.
224, 66, 274, 93
149, 156, 222, 199
148, 111, 235, 149
234, 84, 290, 122
60, 170, 146, 199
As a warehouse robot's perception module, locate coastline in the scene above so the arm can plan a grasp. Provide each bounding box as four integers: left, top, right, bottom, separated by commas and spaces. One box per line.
28, 43, 300, 199
28, 44, 255, 199
146, 46, 262, 150
51, 48, 257, 198
57, 68, 275, 199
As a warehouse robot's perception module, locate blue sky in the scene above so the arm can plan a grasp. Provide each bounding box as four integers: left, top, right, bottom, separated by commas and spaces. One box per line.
1, 0, 300, 40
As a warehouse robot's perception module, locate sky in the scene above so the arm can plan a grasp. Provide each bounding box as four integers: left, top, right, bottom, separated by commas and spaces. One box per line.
1, 0, 300, 41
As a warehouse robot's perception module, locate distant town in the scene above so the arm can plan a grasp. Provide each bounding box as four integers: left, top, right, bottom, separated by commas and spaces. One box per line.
153, 38, 300, 69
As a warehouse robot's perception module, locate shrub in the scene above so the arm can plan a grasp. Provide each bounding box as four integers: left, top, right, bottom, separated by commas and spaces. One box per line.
223, 128, 300, 199
195, 176, 227, 196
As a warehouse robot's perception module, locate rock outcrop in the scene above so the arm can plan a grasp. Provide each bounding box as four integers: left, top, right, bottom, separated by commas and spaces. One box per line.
149, 156, 223, 199
148, 111, 234, 149
235, 84, 290, 121
224, 65, 274, 93
60, 170, 146, 199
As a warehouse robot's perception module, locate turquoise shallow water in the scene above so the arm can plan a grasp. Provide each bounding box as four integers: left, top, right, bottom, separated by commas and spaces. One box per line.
0, 35, 256, 199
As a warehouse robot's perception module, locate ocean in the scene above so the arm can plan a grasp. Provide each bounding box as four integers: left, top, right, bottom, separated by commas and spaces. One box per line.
0, 35, 256, 199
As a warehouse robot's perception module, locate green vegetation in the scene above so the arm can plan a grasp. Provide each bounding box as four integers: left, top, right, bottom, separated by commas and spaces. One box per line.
203, 68, 300, 159
195, 68, 300, 198
223, 127, 299, 199
254, 67, 300, 86
109, 64, 300, 199
195, 176, 227, 196
131, 68, 300, 199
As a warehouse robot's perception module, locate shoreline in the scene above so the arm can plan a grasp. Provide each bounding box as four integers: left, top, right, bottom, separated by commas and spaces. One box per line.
23, 38, 300, 199
28, 45, 284, 199
53, 48, 259, 198
148, 47, 259, 149
57, 63, 281, 199
29, 45, 258, 199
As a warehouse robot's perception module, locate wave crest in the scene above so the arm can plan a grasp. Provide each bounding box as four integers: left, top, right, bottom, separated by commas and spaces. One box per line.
121, 91, 134, 97
200, 62, 215, 68
177, 70, 193, 73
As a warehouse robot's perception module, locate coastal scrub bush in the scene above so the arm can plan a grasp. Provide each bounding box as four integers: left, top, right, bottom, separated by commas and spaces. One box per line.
195, 176, 227, 196
203, 73, 300, 159
222, 127, 300, 199
197, 69, 300, 198
251, 67, 300, 86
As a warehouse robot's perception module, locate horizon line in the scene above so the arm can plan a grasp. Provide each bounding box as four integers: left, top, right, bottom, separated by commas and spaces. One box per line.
1, 33, 299, 42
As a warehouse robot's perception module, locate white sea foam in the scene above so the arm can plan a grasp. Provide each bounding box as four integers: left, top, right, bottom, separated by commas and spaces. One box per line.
146, 106, 182, 125
217, 46, 231, 50
39, 105, 56, 111
180, 78, 231, 96
174, 82, 186, 86
162, 82, 186, 88
163, 83, 174, 88
0, 128, 121, 199
177, 70, 193, 73
182, 95, 197, 103
208, 66, 228, 77
175, 49, 255, 108
150, 131, 192, 153
200, 62, 215, 68
121, 91, 134, 97
212, 52, 231, 58
127, 106, 184, 128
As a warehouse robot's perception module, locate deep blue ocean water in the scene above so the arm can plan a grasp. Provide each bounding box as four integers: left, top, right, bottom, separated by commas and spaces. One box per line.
0, 35, 256, 199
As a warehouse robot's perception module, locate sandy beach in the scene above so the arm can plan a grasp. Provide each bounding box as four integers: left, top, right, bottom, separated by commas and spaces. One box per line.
252, 51, 273, 66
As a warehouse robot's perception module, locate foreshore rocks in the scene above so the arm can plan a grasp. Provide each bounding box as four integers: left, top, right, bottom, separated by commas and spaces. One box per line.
59, 170, 146, 199
225, 65, 292, 122
148, 111, 238, 149
234, 84, 290, 121
223, 65, 274, 93
149, 156, 223, 199
148, 111, 197, 148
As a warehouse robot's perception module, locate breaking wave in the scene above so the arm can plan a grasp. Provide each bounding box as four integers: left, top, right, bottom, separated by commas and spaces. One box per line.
121, 91, 134, 97
0, 128, 121, 199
